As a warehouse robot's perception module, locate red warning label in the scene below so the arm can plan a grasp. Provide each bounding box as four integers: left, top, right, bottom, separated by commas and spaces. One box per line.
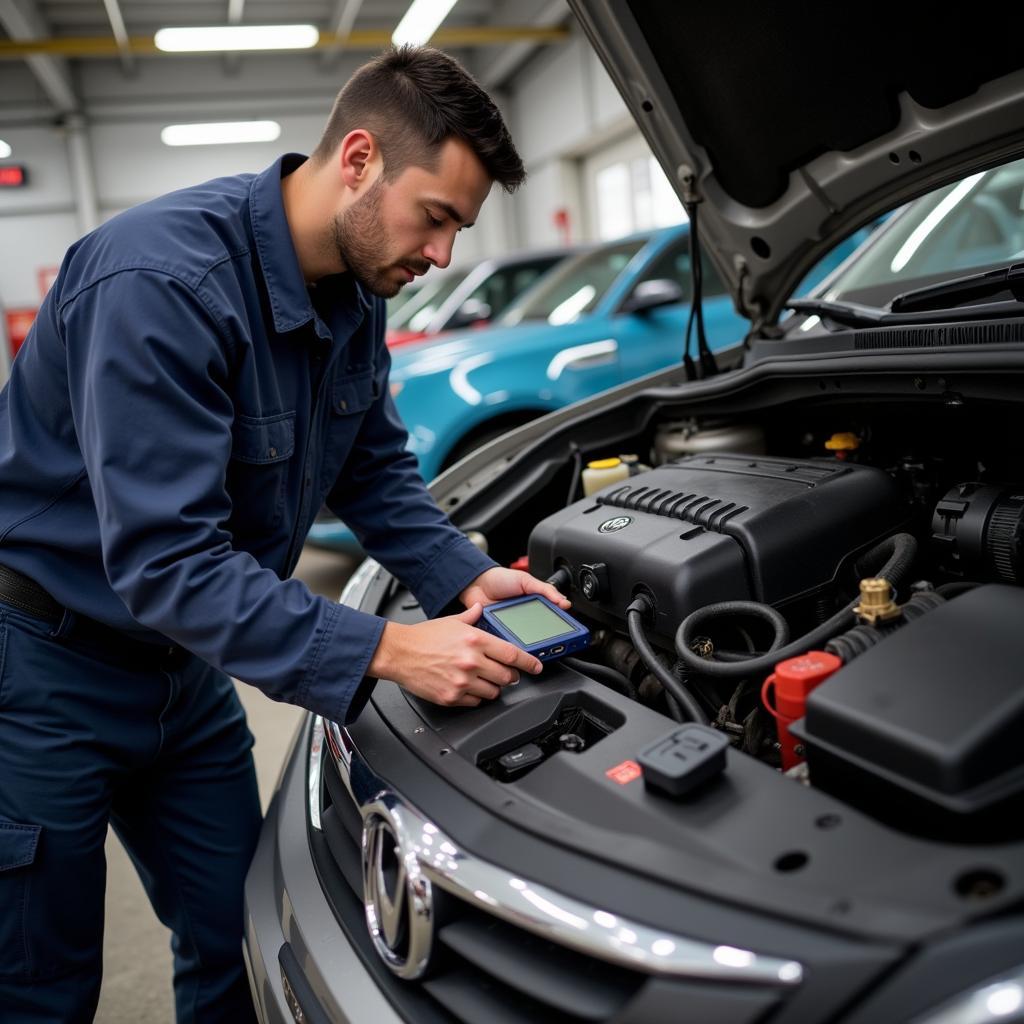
605, 760, 642, 785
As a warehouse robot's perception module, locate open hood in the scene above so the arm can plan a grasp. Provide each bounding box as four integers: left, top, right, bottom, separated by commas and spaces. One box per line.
568, 1, 1024, 330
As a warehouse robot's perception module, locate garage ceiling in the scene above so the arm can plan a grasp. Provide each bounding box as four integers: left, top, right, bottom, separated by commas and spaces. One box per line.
0, 0, 570, 120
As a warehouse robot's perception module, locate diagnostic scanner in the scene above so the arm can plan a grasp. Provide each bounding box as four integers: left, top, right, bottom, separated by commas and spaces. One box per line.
478, 594, 590, 662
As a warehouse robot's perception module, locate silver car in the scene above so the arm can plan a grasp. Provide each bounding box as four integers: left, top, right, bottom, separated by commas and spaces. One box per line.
244, 4, 1024, 1022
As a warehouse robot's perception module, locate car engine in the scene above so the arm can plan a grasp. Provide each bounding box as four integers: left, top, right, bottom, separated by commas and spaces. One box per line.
529, 453, 904, 643
497, 417, 1024, 844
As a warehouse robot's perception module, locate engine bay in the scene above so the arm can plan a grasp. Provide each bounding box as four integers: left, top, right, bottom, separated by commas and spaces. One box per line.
526, 444, 1024, 843
405, 378, 1024, 841
357, 370, 1024, 939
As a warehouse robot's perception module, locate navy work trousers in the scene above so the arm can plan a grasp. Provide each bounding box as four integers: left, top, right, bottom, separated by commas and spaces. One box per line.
0, 602, 262, 1023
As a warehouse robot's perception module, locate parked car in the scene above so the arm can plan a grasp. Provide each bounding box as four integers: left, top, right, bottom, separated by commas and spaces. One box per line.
309, 222, 867, 550
386, 247, 574, 347
245, 5, 1024, 1024
384, 276, 426, 322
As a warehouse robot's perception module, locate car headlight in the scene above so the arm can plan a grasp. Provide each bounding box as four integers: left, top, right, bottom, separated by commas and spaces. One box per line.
337, 556, 381, 609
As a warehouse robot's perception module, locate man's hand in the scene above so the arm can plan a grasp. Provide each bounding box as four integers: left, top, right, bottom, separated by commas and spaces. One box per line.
368, 603, 542, 708
458, 566, 571, 611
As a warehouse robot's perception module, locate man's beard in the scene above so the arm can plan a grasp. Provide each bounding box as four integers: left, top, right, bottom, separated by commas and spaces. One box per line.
331, 178, 410, 299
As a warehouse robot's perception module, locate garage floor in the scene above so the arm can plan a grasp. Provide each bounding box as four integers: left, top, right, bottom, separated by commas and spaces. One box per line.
95, 544, 357, 1023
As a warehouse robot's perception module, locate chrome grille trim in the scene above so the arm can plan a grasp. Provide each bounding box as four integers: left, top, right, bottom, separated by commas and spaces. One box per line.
308, 715, 326, 832
323, 720, 803, 988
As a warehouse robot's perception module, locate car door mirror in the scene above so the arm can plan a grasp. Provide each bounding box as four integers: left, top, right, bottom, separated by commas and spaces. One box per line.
622, 278, 685, 314
448, 298, 493, 330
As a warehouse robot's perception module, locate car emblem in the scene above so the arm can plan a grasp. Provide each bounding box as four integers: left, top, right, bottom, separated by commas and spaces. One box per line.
362, 810, 435, 979
599, 516, 632, 533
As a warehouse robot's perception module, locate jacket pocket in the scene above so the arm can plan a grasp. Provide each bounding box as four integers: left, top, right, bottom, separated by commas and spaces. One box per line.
0, 820, 41, 979
320, 370, 379, 490
226, 412, 296, 538
330, 369, 377, 418
230, 411, 296, 464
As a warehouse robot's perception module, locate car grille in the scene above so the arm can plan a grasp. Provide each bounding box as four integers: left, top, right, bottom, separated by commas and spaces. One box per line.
314, 735, 646, 1023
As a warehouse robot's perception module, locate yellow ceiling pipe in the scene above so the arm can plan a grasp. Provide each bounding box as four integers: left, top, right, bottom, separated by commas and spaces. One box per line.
0, 25, 570, 59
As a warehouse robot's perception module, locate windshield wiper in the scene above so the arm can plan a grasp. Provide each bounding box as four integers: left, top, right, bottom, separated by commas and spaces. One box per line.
788, 289, 1024, 330
785, 298, 892, 328
890, 262, 1024, 312
787, 262, 1024, 329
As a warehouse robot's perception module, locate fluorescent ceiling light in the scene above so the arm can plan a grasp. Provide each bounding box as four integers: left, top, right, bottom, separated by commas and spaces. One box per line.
392, 0, 459, 46
154, 24, 319, 52
0, 140, 11, 159
161, 121, 281, 147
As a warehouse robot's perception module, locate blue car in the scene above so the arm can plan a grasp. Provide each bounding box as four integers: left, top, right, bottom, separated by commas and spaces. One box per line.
309, 223, 864, 549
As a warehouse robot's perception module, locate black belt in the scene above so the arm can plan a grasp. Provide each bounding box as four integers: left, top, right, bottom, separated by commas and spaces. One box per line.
0, 563, 184, 664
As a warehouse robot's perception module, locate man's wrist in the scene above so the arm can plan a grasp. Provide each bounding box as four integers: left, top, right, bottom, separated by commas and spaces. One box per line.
368, 619, 405, 680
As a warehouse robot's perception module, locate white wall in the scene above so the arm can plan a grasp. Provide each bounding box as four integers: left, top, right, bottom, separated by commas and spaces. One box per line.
504, 25, 638, 249
0, 122, 77, 305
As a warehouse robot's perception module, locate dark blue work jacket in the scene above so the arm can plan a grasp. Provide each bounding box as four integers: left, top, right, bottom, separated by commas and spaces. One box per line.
0, 154, 495, 723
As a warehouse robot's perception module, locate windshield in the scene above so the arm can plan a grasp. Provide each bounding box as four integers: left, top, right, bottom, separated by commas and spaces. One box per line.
823, 156, 1024, 305
387, 269, 468, 332
501, 238, 648, 325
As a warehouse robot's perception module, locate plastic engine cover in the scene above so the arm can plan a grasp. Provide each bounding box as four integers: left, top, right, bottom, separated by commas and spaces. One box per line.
528, 453, 902, 641
791, 584, 1024, 840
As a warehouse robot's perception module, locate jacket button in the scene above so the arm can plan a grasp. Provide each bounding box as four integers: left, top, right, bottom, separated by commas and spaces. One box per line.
268, 447, 278, 458
338, 400, 348, 412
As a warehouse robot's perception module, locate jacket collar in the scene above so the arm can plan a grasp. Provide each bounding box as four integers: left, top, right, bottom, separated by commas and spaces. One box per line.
249, 153, 373, 335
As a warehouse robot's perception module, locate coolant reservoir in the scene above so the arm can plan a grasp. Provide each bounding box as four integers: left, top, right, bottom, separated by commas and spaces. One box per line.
654, 421, 766, 461
581, 457, 630, 496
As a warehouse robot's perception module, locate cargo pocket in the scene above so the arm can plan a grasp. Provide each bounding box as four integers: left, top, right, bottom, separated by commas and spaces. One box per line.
225, 412, 296, 540
0, 820, 41, 979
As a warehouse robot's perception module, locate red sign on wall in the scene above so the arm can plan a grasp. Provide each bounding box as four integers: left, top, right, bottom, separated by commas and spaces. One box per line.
0, 165, 27, 187
6, 308, 37, 356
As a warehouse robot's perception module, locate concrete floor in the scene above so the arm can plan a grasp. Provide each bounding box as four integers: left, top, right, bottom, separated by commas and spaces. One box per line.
95, 544, 357, 1024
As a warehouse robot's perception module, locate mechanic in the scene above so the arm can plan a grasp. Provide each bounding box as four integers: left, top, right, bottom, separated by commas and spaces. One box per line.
0, 46, 567, 1023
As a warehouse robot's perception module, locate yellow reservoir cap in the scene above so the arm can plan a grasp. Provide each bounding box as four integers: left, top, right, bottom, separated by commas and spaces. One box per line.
581, 457, 630, 496
825, 432, 861, 451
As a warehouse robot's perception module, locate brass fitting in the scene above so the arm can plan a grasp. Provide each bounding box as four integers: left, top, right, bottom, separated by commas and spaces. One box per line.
853, 578, 902, 624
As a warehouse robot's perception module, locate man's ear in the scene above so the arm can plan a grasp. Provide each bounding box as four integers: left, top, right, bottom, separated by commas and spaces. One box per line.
337, 129, 378, 190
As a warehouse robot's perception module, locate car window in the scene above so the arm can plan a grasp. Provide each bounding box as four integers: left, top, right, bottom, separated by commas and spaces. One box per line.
387, 270, 468, 331
385, 280, 424, 321
502, 239, 648, 325
823, 156, 1024, 303
465, 257, 563, 320
629, 237, 728, 304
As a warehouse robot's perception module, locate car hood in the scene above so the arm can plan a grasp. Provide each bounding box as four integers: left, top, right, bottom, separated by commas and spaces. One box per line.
568, 2, 1024, 329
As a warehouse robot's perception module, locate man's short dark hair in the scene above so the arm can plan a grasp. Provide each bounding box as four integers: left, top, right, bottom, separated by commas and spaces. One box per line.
312, 45, 525, 193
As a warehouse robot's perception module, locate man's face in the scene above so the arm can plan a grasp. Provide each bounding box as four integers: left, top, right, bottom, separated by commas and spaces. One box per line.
331, 136, 492, 298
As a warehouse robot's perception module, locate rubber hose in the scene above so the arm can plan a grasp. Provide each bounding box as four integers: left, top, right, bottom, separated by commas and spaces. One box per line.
626, 601, 708, 724
825, 590, 946, 662
674, 533, 918, 681
563, 657, 638, 700
546, 567, 572, 592
855, 532, 917, 596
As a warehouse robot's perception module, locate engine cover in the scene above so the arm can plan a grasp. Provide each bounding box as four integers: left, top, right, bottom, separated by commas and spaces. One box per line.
529, 453, 902, 641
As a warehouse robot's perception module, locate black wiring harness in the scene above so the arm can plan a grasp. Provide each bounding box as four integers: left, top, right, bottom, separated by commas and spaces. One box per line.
621, 533, 918, 722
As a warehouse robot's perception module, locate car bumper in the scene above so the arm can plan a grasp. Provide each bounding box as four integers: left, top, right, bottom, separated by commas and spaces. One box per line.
243, 714, 403, 1024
